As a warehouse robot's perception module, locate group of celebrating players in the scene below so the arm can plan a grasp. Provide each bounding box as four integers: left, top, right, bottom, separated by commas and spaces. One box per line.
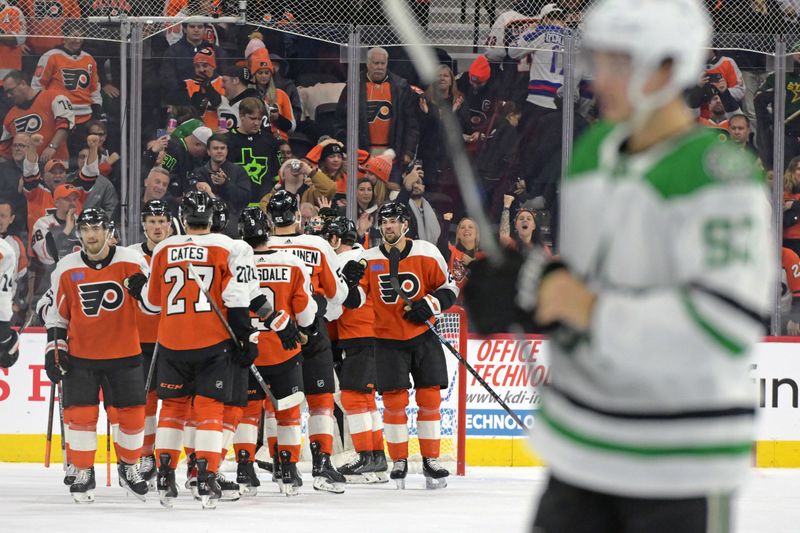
0, 181, 458, 508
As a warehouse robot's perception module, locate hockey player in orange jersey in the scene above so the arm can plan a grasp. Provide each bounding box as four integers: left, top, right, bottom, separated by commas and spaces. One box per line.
233, 206, 313, 496
125, 190, 256, 509
44, 208, 150, 503
343, 202, 458, 489
323, 216, 389, 484
124, 200, 173, 487
266, 189, 349, 493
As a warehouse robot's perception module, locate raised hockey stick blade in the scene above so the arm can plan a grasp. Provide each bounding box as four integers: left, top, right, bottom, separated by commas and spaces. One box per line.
185, 262, 279, 410
388, 248, 527, 430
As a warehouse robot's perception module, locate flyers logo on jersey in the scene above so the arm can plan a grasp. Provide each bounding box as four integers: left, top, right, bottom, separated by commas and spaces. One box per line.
78, 281, 124, 317
366, 100, 393, 123
61, 68, 92, 91
13, 114, 42, 133
35, 1, 65, 18
378, 273, 420, 304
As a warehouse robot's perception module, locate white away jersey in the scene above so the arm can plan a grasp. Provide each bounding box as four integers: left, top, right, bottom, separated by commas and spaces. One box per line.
508, 24, 571, 108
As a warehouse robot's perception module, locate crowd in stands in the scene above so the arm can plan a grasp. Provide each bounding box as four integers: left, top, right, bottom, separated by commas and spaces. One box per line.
0, 0, 797, 331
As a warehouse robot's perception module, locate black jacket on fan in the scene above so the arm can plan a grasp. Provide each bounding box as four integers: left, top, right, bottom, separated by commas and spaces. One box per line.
225, 127, 280, 204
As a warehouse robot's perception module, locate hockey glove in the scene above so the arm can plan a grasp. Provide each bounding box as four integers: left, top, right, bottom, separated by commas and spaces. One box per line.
234, 331, 259, 368
266, 310, 302, 351
299, 319, 319, 346
124, 273, 148, 302
312, 293, 327, 317
0, 329, 19, 368
403, 294, 441, 324
342, 259, 367, 289
44, 338, 70, 383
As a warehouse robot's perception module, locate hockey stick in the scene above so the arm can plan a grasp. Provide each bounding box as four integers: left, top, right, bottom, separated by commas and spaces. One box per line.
387, 247, 527, 430
44, 383, 55, 468
144, 343, 159, 393
106, 419, 111, 487
185, 262, 279, 410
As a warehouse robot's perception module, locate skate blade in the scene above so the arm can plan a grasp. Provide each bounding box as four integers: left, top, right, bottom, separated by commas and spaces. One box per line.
200, 495, 217, 509
425, 476, 448, 490
373, 472, 390, 484
122, 485, 148, 502
239, 485, 258, 497
312, 477, 345, 494
283, 484, 300, 497
158, 490, 176, 509
184, 479, 196, 490
394, 478, 406, 490
147, 478, 156, 491
72, 490, 95, 503
220, 490, 241, 502
343, 473, 373, 484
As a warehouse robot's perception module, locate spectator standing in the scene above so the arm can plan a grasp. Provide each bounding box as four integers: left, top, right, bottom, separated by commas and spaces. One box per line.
729, 114, 758, 155
31, 21, 104, 157
754, 49, 800, 170
0, 132, 30, 234
159, 22, 225, 111
191, 133, 251, 232
396, 163, 441, 244
1, 70, 76, 163
697, 94, 731, 131
258, 157, 313, 211
72, 147, 119, 221
499, 195, 550, 254
688, 49, 745, 120
177, 49, 225, 130
249, 48, 296, 141
476, 101, 523, 217
218, 66, 260, 130
86, 120, 121, 189
17, 0, 81, 57
455, 55, 501, 157
31, 183, 82, 266
302, 140, 347, 206
418, 65, 462, 188
270, 52, 303, 125
354, 177, 382, 248
226, 96, 280, 204
335, 47, 420, 178
439, 215, 485, 300
141, 166, 177, 213
156, 120, 212, 197
0, 2, 25, 117
484, 2, 539, 103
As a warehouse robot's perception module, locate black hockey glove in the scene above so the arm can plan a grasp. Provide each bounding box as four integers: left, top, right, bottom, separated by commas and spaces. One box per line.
44, 337, 70, 383
342, 259, 367, 289
0, 329, 19, 369
312, 293, 327, 317
124, 273, 148, 302
403, 294, 441, 324
233, 332, 258, 368
299, 319, 319, 347
265, 310, 302, 351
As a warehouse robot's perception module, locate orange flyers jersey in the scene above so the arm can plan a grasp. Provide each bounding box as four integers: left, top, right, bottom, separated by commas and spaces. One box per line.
32, 48, 101, 122
4, 234, 27, 280
0, 238, 17, 322
357, 239, 458, 342
0, 6, 25, 85
268, 233, 348, 305
143, 233, 252, 352
783, 247, 800, 298
0, 89, 75, 161
250, 249, 316, 366
45, 246, 147, 360
18, 0, 82, 55
265, 89, 296, 141
128, 242, 159, 344
327, 245, 375, 342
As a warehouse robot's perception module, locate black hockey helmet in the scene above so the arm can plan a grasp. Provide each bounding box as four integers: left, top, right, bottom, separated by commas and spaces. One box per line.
377, 201, 411, 225
341, 217, 358, 244
179, 190, 213, 226
304, 216, 324, 236
76, 207, 110, 229
238, 207, 270, 241
210, 197, 229, 233
267, 189, 298, 227
141, 199, 170, 223
322, 217, 347, 240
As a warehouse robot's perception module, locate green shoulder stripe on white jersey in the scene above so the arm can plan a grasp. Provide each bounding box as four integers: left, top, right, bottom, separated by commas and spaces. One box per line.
539, 406, 753, 456
680, 289, 747, 356
643, 129, 763, 200
567, 121, 616, 178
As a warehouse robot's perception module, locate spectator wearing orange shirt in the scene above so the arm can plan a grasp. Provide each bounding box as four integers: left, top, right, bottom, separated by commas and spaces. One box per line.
0, 3, 25, 104
249, 48, 295, 141
17, 0, 81, 56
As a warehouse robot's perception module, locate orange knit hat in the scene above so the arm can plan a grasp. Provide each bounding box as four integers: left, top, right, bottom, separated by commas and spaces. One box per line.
248, 47, 274, 74
365, 149, 395, 183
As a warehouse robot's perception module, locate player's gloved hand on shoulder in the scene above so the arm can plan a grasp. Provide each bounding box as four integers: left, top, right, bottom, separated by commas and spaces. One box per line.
342, 259, 367, 289
266, 310, 302, 351
0, 329, 19, 368
124, 273, 148, 302
233, 331, 258, 368
403, 294, 441, 324
44, 338, 70, 383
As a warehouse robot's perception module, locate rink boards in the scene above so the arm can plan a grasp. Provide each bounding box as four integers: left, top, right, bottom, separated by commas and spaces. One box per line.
3, 331, 800, 467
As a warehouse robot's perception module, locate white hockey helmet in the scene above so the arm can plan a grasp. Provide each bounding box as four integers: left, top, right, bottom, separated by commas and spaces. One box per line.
581, 0, 711, 122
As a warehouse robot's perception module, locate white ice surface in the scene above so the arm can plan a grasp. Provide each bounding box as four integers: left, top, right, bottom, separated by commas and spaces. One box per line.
2, 464, 799, 533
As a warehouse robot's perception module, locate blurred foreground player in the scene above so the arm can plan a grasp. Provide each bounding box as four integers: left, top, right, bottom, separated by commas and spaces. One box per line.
344, 202, 458, 489
0, 237, 19, 369
126, 190, 256, 509
467, 1, 772, 531
45, 209, 150, 503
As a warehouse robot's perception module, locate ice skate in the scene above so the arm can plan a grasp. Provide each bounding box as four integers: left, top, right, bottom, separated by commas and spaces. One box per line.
70, 467, 95, 503
310, 441, 345, 494
63, 463, 77, 486
338, 451, 378, 484
215, 471, 241, 501
139, 454, 157, 490
196, 458, 221, 509
156, 453, 178, 508
372, 450, 390, 483
390, 458, 408, 490
236, 450, 260, 497
279, 450, 302, 497
117, 461, 148, 501
184, 452, 199, 499
422, 457, 449, 489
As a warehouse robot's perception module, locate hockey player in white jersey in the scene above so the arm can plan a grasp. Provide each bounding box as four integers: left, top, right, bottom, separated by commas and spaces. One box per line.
0, 237, 21, 368
467, 1, 772, 531
267, 189, 349, 493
